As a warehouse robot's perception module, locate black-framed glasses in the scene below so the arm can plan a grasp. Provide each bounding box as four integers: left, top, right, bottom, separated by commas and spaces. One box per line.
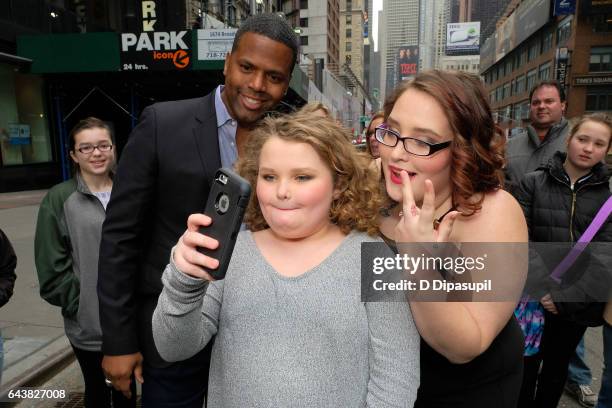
374, 125, 451, 156
77, 143, 113, 155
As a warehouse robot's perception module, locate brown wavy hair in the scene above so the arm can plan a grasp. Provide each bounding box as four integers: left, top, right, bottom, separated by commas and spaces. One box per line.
365, 111, 385, 157
236, 112, 383, 235
383, 70, 505, 216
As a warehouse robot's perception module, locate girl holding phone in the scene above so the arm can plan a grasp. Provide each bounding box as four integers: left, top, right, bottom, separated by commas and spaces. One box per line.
153, 112, 420, 407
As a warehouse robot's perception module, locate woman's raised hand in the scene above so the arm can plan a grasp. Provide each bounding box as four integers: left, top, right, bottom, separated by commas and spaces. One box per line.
394, 171, 458, 243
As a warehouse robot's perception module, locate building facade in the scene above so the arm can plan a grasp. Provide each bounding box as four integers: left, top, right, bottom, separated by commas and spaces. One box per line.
482, 0, 612, 131
439, 54, 480, 73
339, 0, 365, 83
0, 0, 309, 192
298, 0, 340, 74
382, 0, 419, 96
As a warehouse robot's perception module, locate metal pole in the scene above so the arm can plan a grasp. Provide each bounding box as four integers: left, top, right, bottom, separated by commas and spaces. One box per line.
130, 84, 137, 129
53, 96, 70, 181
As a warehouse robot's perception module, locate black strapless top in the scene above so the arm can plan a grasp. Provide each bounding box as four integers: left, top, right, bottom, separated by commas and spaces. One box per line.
414, 317, 524, 408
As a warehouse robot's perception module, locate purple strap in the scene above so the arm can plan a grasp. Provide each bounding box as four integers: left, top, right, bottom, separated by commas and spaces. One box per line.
550, 195, 612, 283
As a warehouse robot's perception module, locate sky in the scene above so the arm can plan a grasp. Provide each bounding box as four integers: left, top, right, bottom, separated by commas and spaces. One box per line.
373, 0, 382, 52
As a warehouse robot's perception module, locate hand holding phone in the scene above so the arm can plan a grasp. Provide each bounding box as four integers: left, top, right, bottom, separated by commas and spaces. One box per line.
197, 168, 251, 279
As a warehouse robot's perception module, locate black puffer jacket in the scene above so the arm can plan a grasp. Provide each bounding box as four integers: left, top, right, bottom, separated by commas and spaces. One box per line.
515, 151, 612, 325
0, 228, 17, 308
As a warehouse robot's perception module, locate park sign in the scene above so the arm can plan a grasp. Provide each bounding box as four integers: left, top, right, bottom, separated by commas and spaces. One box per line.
120, 31, 192, 71
119, 0, 191, 71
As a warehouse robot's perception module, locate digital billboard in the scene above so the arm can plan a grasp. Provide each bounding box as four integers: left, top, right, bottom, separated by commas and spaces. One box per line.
397, 46, 419, 83
446, 22, 480, 55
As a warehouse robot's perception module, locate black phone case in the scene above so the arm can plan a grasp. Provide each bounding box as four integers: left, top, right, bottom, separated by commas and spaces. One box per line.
198, 168, 252, 279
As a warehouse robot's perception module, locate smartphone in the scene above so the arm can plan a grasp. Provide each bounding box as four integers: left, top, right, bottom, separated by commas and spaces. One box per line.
198, 168, 252, 279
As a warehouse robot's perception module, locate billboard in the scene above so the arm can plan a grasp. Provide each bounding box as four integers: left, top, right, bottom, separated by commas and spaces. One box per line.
495, 14, 515, 61
480, 0, 551, 72
515, 0, 551, 46
397, 46, 419, 83
480, 36, 495, 73
446, 22, 481, 55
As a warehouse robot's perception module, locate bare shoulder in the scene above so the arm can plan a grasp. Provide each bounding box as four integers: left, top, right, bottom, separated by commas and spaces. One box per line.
452, 189, 527, 243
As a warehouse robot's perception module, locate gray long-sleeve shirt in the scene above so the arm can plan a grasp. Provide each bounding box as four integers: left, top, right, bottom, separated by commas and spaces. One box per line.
153, 230, 420, 407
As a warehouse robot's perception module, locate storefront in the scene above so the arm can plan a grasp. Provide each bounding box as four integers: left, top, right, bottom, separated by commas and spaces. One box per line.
0, 53, 58, 191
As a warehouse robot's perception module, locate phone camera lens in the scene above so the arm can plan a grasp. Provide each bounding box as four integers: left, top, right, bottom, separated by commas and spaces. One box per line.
215, 193, 230, 214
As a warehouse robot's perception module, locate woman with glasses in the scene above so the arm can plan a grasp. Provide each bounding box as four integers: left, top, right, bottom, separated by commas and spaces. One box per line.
376, 70, 528, 408
35, 118, 135, 407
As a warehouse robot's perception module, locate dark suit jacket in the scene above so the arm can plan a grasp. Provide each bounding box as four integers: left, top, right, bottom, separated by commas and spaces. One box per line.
98, 91, 220, 366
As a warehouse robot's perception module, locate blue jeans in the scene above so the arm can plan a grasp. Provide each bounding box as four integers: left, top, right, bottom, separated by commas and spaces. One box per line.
597, 323, 612, 408
567, 336, 592, 385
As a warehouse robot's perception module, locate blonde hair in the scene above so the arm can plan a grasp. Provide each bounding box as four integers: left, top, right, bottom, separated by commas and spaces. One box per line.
236, 113, 383, 235
296, 102, 331, 118
568, 112, 612, 150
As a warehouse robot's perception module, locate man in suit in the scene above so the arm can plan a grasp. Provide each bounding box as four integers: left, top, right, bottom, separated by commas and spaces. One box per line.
97, 13, 298, 407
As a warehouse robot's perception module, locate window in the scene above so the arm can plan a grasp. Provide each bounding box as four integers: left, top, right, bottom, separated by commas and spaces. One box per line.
539, 61, 551, 80
496, 86, 503, 102
346, 28, 352, 38
512, 100, 529, 120
345, 54, 352, 64
593, 14, 612, 33
520, 46, 528, 65
586, 88, 612, 111
589, 47, 612, 72
503, 82, 511, 100
346, 0, 352, 11
492, 67, 498, 82
515, 74, 526, 95
0, 65, 52, 166
346, 14, 351, 24
526, 68, 538, 93
513, 103, 522, 121
345, 41, 351, 52
503, 105, 513, 122
490, 90, 496, 103
505, 58, 513, 75
541, 30, 553, 53
300, 18, 308, 27
557, 16, 572, 45
300, 0, 308, 8
300, 36, 308, 46
499, 63, 505, 78
528, 41, 540, 61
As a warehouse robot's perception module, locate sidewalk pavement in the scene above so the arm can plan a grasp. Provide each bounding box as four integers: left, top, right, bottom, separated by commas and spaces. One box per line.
0, 189, 605, 407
